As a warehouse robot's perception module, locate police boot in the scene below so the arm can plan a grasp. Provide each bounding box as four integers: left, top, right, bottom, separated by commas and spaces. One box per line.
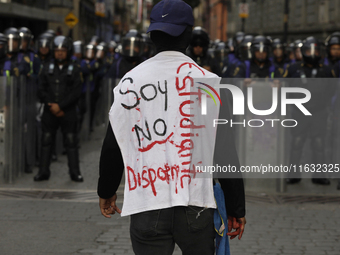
34, 146, 51, 181
311, 137, 330, 185
65, 133, 83, 182
286, 136, 304, 184
67, 148, 83, 182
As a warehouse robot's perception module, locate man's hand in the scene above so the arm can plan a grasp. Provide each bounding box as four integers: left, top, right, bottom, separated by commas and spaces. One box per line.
48, 103, 61, 115
244, 78, 253, 87
226, 216, 246, 240
55, 111, 65, 117
99, 194, 121, 218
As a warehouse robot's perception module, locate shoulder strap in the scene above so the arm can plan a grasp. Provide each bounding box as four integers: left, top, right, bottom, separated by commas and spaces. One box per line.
298, 64, 308, 84
67, 64, 74, 76
48, 61, 55, 75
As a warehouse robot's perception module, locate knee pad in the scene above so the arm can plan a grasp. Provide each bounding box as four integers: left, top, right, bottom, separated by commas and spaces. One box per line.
42, 132, 53, 147
292, 135, 306, 151
64, 133, 77, 149
311, 136, 324, 153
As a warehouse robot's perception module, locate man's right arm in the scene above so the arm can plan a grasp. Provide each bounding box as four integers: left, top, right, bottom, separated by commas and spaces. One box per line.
97, 122, 124, 199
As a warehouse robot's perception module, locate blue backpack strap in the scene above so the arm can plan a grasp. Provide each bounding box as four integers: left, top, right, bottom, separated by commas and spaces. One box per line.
244, 60, 251, 78
269, 64, 276, 78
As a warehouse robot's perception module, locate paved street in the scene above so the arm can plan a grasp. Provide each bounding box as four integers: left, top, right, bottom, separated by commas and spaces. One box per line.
1, 125, 340, 255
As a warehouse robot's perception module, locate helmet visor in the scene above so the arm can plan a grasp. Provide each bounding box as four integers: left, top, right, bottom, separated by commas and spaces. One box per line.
303, 43, 321, 58
8, 37, 20, 53
122, 38, 141, 57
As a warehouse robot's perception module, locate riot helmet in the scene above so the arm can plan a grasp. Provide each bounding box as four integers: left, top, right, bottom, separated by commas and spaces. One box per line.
214, 42, 228, 62
214, 39, 221, 48
121, 29, 143, 58
190, 26, 210, 56
301, 37, 322, 66
53, 35, 73, 63
227, 38, 235, 53
251, 35, 271, 63
141, 33, 156, 58
44, 29, 56, 37
293, 39, 303, 61
286, 42, 295, 61
18, 27, 33, 51
272, 38, 285, 59
37, 32, 53, 57
85, 43, 96, 60
116, 44, 122, 54
233, 31, 245, 48
90, 35, 100, 46
73, 40, 84, 59
325, 32, 340, 61
0, 33, 8, 59
96, 42, 108, 60
238, 35, 253, 61
108, 40, 117, 53
4, 27, 21, 54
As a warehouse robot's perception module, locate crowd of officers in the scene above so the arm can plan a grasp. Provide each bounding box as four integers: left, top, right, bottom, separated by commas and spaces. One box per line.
0, 26, 339, 189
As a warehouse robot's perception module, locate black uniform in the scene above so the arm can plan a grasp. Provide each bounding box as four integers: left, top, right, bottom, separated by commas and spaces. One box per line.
36, 60, 83, 181
233, 59, 282, 78
284, 61, 336, 183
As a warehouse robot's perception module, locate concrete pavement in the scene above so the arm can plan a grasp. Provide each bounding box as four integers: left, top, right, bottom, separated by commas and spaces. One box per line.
0, 125, 339, 255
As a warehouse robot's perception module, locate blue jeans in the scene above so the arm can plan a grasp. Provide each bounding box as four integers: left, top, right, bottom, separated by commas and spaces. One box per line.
130, 206, 215, 255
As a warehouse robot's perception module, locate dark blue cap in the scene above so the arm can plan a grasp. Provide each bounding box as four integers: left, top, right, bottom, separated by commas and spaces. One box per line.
147, 0, 194, 37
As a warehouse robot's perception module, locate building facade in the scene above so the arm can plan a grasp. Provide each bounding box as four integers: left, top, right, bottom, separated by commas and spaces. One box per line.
227, 0, 340, 42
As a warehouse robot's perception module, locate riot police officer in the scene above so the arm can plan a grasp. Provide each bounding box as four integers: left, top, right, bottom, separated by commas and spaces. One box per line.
90, 42, 110, 131
106, 29, 144, 80
78, 42, 97, 131
0, 33, 7, 75
18, 27, 40, 77
36, 32, 54, 65
293, 39, 303, 62
35, 35, 83, 182
72, 40, 84, 65
141, 33, 156, 60
233, 35, 281, 78
222, 34, 252, 78
187, 26, 219, 74
231, 31, 245, 63
215, 41, 228, 76
3, 27, 30, 77
324, 32, 340, 67
284, 37, 335, 185
107, 40, 118, 64
271, 38, 290, 70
